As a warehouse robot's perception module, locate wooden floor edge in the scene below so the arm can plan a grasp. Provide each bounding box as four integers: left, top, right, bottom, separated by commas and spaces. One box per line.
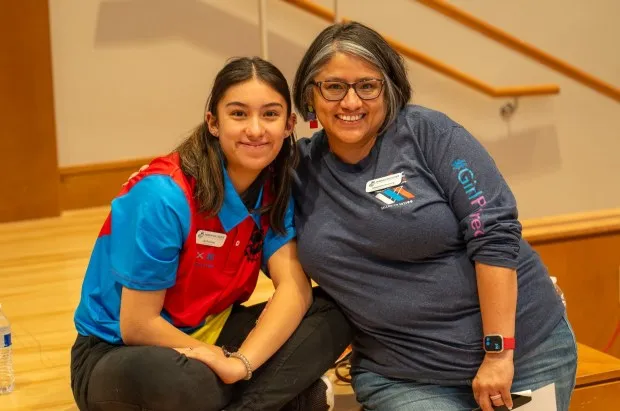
575, 376, 620, 389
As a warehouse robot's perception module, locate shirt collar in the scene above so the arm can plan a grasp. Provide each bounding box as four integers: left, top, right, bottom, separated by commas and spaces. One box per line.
217, 167, 263, 232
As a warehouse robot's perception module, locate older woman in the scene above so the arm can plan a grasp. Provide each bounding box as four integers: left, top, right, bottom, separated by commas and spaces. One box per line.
291, 22, 577, 411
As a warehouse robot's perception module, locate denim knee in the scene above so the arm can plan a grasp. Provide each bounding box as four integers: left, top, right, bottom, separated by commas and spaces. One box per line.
512, 315, 578, 411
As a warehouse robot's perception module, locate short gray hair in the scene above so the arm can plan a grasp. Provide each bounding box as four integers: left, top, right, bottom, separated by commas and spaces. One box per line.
293, 22, 411, 134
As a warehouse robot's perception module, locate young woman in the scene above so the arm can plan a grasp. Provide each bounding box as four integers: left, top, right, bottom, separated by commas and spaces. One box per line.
71, 57, 352, 411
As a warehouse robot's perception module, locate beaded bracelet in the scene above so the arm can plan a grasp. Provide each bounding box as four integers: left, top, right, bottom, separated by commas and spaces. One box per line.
222, 346, 253, 380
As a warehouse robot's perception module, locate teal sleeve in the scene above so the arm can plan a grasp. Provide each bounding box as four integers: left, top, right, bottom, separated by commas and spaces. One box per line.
110, 175, 191, 290
262, 195, 296, 268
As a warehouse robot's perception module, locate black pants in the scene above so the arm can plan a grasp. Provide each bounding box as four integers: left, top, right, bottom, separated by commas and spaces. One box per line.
71, 288, 353, 411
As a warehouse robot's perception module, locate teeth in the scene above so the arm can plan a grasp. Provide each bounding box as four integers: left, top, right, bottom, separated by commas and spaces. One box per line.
338, 114, 363, 122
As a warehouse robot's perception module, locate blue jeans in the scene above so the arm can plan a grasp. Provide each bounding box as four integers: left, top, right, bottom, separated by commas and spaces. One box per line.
351, 315, 577, 411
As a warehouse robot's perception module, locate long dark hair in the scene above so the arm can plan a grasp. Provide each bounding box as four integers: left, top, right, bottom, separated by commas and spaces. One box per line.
175, 57, 298, 234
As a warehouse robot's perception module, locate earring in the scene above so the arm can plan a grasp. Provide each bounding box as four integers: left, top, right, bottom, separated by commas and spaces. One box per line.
307, 106, 318, 129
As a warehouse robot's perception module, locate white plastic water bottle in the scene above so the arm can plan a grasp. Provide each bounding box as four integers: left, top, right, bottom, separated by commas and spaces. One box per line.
0, 303, 15, 394
550, 276, 567, 308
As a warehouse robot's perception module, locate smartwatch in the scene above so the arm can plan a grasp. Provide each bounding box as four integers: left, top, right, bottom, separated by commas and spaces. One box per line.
483, 334, 515, 353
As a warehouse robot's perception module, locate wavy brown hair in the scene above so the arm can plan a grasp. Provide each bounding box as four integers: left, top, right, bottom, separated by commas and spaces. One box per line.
175, 57, 298, 234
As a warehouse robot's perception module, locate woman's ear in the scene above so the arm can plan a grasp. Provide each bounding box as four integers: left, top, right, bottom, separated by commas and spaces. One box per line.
205, 112, 219, 137
286, 113, 297, 136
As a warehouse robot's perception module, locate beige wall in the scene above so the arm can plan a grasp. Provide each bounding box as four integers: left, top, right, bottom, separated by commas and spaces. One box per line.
49, 0, 620, 219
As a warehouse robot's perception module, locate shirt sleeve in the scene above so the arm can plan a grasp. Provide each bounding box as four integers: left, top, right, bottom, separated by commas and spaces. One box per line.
109, 175, 191, 290
262, 195, 296, 267
419, 114, 521, 268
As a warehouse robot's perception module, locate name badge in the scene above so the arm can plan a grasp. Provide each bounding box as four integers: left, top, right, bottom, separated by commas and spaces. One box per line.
366, 173, 403, 193
196, 230, 227, 247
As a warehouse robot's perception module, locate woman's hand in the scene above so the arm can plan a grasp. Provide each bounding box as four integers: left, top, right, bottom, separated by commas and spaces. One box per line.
122, 165, 149, 186
472, 352, 514, 411
175, 346, 248, 384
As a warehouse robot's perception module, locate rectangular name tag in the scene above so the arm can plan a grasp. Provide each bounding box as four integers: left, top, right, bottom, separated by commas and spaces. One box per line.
366, 173, 403, 193
196, 230, 227, 247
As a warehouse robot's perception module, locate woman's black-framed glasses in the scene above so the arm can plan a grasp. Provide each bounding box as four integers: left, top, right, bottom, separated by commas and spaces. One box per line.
312, 79, 385, 101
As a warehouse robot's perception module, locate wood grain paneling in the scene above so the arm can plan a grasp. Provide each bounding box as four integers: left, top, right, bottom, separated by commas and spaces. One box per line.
535, 235, 620, 357
575, 344, 620, 386
571, 344, 620, 411
572, 380, 620, 411
0, 0, 60, 222
522, 209, 620, 358
59, 157, 153, 210
523, 208, 620, 244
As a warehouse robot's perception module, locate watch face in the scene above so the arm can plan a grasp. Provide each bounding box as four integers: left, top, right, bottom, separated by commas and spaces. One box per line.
484, 335, 504, 352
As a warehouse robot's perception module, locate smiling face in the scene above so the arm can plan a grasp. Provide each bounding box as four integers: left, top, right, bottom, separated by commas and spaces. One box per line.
312, 52, 387, 161
207, 78, 294, 190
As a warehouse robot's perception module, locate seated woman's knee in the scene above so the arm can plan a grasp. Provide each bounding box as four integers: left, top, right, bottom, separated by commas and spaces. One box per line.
88, 347, 228, 411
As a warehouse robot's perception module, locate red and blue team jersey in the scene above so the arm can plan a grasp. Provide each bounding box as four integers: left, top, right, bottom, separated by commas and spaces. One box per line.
74, 153, 295, 344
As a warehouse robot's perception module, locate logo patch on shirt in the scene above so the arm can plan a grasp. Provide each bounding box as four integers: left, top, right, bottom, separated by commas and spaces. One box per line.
244, 225, 264, 262
369, 173, 415, 209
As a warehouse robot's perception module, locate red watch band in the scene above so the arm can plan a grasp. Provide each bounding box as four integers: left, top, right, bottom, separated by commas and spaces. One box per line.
483, 335, 516, 353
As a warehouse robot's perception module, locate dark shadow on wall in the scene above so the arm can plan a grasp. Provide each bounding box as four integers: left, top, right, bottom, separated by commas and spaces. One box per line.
406, 59, 563, 181
94, 1, 562, 182
94, 0, 308, 82
482, 125, 562, 181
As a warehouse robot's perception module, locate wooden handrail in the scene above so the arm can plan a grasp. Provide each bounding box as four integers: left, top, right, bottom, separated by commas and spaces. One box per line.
385, 35, 559, 97
282, 0, 560, 98
284, 0, 333, 21
416, 0, 620, 103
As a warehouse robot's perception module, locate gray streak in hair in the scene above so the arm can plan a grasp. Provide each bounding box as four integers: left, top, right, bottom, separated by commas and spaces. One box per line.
293, 22, 411, 136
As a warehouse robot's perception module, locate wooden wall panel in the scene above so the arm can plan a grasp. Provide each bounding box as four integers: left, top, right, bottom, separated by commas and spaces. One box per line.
571, 381, 620, 411
0, 0, 60, 222
523, 210, 620, 359
572, 344, 620, 411
531, 234, 620, 358
59, 157, 153, 210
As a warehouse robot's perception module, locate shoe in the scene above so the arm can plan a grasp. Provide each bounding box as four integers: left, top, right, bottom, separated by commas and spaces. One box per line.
282, 375, 334, 411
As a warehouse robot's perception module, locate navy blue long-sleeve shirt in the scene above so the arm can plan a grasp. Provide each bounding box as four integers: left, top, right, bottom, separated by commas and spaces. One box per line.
293, 105, 565, 384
